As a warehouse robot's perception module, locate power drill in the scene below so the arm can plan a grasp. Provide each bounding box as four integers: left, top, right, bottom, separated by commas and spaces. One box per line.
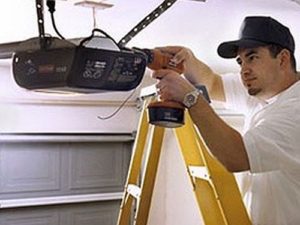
139, 48, 186, 128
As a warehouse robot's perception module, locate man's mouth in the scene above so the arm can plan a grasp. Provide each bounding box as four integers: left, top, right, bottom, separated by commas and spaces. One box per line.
245, 78, 257, 87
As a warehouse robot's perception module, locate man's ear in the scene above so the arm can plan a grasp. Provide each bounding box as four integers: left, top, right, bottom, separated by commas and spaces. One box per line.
278, 49, 291, 69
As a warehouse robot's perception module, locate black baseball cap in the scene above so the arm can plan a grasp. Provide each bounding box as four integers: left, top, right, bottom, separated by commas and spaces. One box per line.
217, 16, 295, 58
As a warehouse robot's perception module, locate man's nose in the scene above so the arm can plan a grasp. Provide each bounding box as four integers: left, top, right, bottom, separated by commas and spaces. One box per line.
240, 63, 251, 78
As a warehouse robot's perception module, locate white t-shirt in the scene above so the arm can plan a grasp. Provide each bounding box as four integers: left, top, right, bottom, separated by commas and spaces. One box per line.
222, 73, 300, 225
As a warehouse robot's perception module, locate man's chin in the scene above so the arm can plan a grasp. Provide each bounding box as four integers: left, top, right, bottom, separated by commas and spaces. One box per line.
248, 88, 262, 96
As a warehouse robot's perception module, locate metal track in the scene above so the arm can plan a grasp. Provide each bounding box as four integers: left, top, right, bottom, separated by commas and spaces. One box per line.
118, 0, 178, 48
36, 0, 45, 39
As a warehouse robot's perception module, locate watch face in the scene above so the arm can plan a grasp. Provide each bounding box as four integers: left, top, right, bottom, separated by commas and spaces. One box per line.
187, 95, 196, 102
183, 91, 198, 108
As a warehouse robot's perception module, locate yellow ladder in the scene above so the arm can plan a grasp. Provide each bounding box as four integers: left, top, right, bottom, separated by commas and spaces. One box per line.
117, 102, 252, 225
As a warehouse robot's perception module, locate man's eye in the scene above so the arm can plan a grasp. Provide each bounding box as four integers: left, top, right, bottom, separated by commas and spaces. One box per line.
248, 55, 258, 61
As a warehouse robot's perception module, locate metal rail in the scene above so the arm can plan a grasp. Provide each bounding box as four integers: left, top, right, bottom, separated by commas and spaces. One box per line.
117, 0, 178, 48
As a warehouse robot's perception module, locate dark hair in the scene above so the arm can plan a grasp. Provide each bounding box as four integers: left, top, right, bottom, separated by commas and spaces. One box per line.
267, 44, 297, 72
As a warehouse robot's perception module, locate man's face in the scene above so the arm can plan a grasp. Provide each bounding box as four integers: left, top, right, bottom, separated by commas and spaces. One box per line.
236, 46, 282, 100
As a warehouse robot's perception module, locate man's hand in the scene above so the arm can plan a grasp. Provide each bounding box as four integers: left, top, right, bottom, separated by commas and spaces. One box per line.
152, 69, 196, 104
155, 46, 214, 85
154, 46, 225, 101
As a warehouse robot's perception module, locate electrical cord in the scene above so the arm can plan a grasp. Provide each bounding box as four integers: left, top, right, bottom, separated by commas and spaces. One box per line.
46, 1, 121, 49
97, 89, 136, 120
46, 0, 65, 39
50, 13, 65, 39
79, 28, 120, 49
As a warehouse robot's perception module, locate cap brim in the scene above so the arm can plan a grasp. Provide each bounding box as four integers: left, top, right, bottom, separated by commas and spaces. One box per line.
217, 39, 267, 58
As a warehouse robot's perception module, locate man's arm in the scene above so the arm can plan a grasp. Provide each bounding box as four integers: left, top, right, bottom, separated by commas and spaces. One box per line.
156, 46, 226, 102
153, 69, 249, 172
188, 95, 250, 172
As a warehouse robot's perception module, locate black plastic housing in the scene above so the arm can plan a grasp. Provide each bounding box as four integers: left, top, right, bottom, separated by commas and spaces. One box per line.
13, 46, 147, 93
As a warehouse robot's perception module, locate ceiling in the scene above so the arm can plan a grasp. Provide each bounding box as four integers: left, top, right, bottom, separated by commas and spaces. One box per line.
0, 0, 300, 72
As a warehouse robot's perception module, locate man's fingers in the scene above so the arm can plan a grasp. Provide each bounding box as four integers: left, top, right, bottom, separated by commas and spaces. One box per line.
155, 46, 189, 66
171, 48, 190, 64
152, 70, 163, 80
152, 69, 175, 80
155, 46, 182, 55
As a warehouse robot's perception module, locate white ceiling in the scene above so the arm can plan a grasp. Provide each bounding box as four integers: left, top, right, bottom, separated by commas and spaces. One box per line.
1, 0, 300, 72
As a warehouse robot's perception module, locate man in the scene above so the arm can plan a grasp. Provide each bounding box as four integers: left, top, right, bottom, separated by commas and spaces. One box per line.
152, 16, 300, 225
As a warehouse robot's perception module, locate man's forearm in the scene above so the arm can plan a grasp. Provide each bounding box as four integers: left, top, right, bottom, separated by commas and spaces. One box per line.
188, 95, 250, 172
185, 60, 225, 102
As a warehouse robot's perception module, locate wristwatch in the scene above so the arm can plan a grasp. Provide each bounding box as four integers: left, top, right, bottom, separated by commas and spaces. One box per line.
183, 89, 200, 108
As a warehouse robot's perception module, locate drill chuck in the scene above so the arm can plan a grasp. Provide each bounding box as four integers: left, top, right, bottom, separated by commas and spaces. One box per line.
140, 48, 184, 74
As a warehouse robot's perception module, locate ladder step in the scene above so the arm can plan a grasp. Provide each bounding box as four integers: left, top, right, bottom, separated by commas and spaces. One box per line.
127, 184, 141, 199
188, 166, 210, 181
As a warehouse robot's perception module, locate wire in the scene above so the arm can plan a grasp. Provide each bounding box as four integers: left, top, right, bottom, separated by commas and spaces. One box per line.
50, 13, 65, 39
79, 28, 120, 49
92, 7, 97, 29
46, 0, 65, 39
97, 89, 136, 120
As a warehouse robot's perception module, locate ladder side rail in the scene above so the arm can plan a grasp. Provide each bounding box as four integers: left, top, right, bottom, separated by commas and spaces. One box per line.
134, 125, 165, 225
186, 113, 252, 225
117, 104, 150, 225
175, 114, 228, 225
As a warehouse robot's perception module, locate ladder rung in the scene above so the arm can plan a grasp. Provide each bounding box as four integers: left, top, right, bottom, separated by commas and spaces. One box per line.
127, 184, 141, 199
188, 166, 210, 181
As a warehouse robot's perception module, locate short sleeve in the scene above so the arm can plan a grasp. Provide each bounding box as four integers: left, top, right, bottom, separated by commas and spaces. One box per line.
243, 100, 300, 173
